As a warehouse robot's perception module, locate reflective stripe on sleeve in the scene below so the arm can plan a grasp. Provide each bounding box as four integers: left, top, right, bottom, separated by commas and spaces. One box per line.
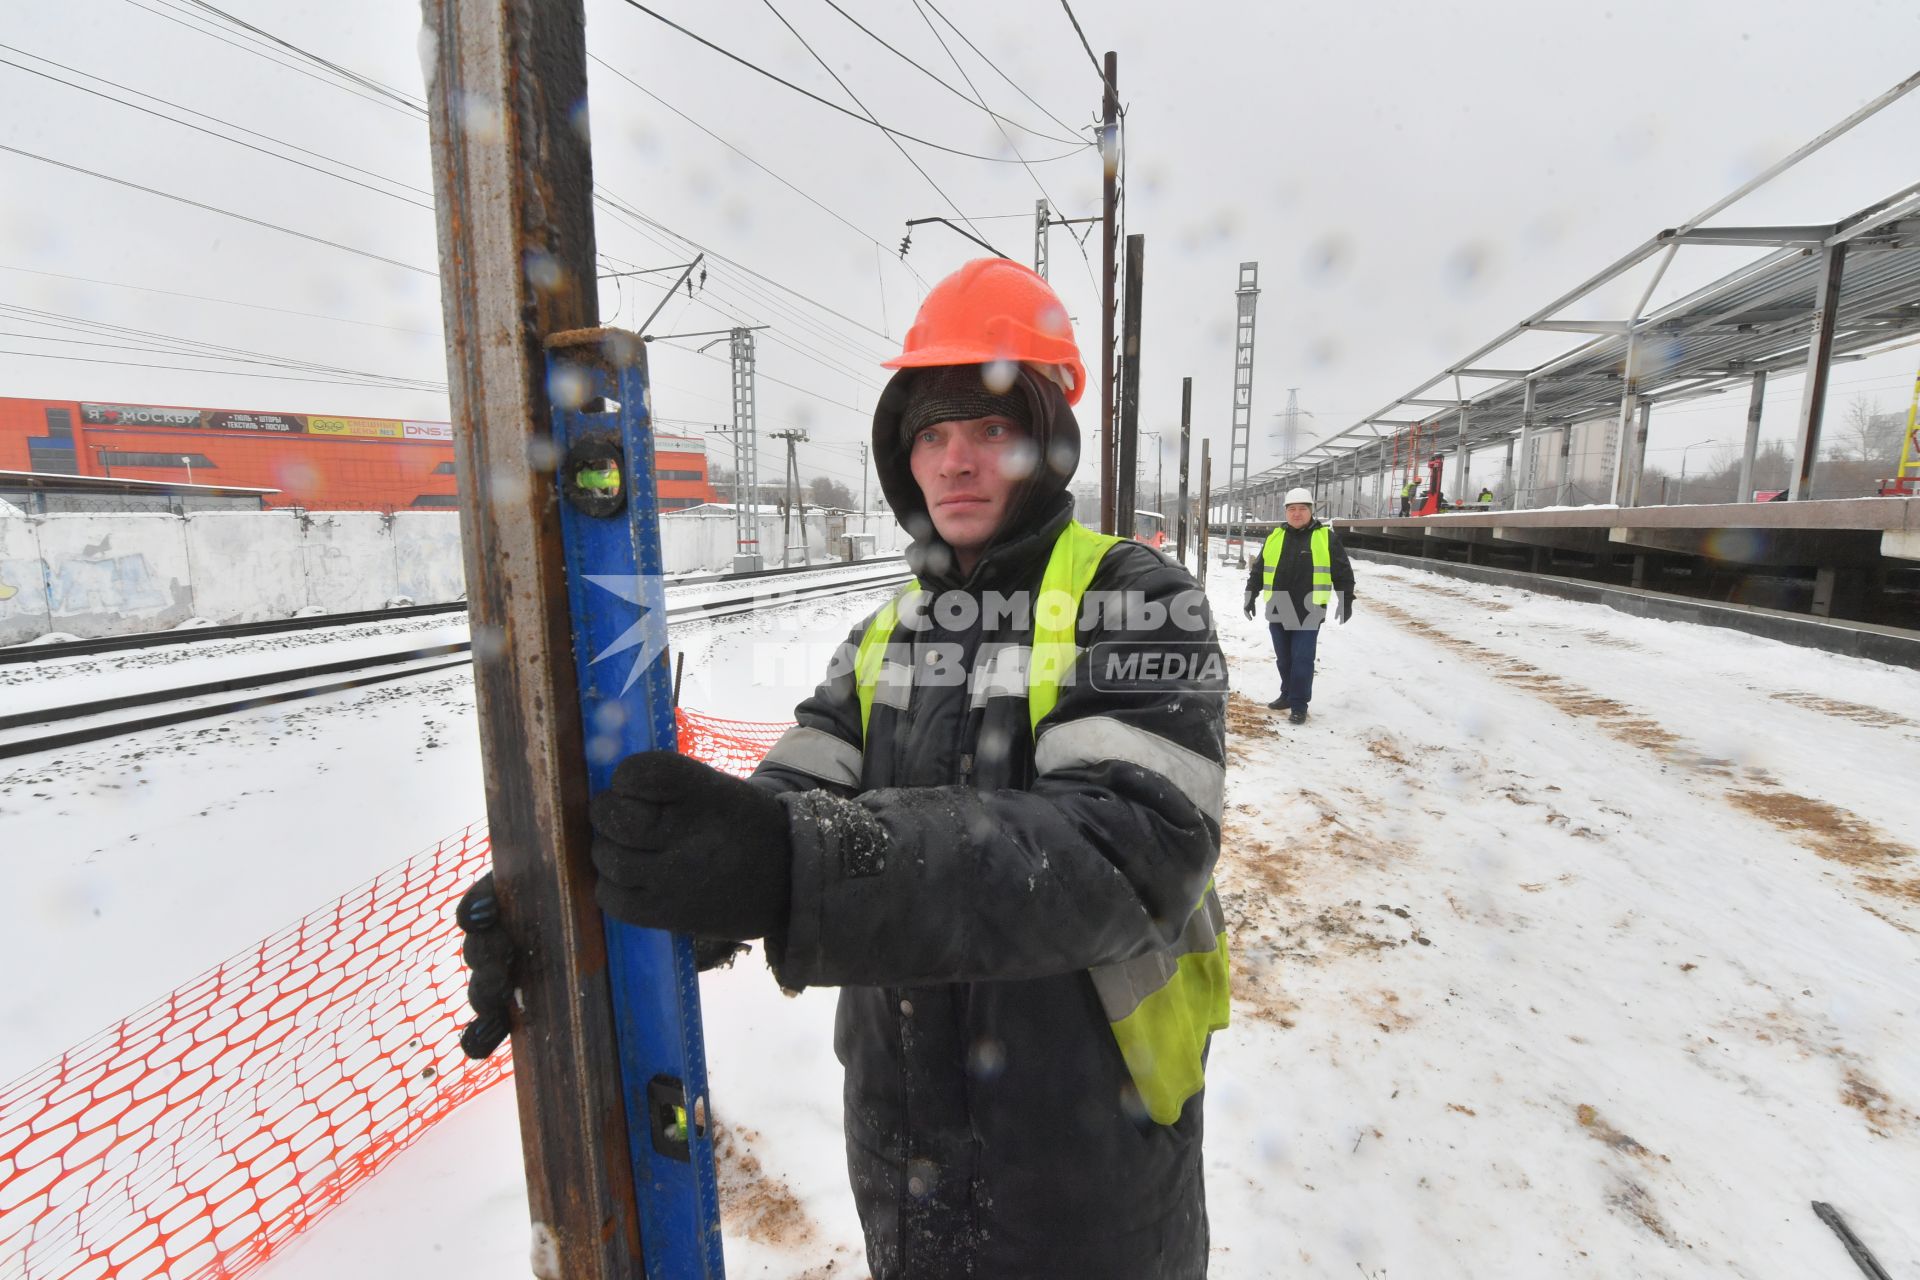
1033, 714, 1225, 819
1087, 885, 1227, 1021
759, 725, 863, 788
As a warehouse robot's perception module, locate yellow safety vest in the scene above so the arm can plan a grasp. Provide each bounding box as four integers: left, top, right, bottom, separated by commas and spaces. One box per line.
853, 521, 1230, 1125
1260, 525, 1333, 606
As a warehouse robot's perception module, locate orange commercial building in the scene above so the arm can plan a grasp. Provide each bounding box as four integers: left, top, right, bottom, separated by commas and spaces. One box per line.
0, 395, 718, 511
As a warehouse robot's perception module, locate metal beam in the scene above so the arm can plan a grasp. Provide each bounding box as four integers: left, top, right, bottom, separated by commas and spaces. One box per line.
1662, 224, 1833, 247
1455, 368, 1535, 379
1400, 398, 1470, 408
423, 0, 647, 1273
1527, 319, 1633, 335
1790, 242, 1849, 500
1737, 370, 1767, 503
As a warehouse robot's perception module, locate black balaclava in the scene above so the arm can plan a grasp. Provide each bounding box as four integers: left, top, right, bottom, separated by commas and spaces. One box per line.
871, 363, 1080, 584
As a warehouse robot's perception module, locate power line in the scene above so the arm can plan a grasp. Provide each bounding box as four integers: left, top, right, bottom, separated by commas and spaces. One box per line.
116, 0, 423, 120
920, 0, 1091, 143
0, 264, 437, 336
0, 348, 444, 393
1058, 1, 1110, 90
586, 53, 930, 289
0, 144, 435, 277
592, 191, 895, 344
759, 0, 998, 251
815, 0, 1083, 146
907, 0, 1098, 293
0, 304, 444, 390
0, 53, 434, 210
177, 0, 426, 112
614, 0, 1086, 165
106, 2, 901, 354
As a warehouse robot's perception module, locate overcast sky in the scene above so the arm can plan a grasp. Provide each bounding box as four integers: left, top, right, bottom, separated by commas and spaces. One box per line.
3, 0, 1917, 499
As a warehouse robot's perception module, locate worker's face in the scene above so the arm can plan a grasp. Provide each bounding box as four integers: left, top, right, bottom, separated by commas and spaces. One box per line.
910, 415, 1035, 559
1285, 503, 1312, 528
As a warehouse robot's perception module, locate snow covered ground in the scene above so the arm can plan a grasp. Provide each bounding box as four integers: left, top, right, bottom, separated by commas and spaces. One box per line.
5, 547, 1917, 1277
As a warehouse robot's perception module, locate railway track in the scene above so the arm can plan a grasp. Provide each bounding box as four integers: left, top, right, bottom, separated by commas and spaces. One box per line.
0, 556, 907, 665
0, 568, 911, 760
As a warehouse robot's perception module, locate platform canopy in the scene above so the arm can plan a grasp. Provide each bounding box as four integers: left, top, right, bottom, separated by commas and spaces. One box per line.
1236, 71, 1920, 515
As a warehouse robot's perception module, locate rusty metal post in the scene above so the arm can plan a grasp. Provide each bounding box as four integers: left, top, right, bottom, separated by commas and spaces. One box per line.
1176, 377, 1192, 561
1197, 438, 1212, 579
423, 1, 647, 1273
1098, 52, 1118, 534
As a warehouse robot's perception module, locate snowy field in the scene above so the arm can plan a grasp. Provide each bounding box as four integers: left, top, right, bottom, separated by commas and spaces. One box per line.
4, 547, 1917, 1277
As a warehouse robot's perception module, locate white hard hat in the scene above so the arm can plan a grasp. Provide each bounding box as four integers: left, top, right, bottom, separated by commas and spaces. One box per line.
1284, 487, 1314, 506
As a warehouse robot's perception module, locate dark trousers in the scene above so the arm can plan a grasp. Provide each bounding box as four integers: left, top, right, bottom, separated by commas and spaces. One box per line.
1398, 496, 1411, 516
1268, 624, 1320, 711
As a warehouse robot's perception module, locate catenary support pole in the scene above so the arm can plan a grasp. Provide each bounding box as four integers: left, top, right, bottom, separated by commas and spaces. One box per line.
1197, 439, 1212, 578
1099, 52, 1118, 534
1176, 377, 1192, 561
1738, 370, 1767, 501
422, 1, 719, 1274
1115, 233, 1145, 537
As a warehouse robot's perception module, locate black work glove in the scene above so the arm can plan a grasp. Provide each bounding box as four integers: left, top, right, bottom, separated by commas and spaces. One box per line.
1337, 593, 1355, 625
1242, 592, 1257, 621
456, 871, 515, 1059
590, 751, 792, 943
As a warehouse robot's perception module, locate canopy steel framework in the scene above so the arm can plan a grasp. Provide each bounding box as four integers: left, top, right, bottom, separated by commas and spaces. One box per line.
1236, 70, 1920, 518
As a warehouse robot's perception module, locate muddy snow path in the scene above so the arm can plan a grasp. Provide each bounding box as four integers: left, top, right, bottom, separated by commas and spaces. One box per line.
1201, 554, 1918, 1277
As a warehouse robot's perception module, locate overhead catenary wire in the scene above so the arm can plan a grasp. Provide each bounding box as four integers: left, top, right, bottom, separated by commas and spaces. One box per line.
919, 0, 1092, 145
0, 42, 433, 200
614, 0, 1086, 165
115, 0, 424, 120
0, 54, 434, 211
16, 3, 902, 422
0, 303, 445, 390
586, 53, 931, 290
99, 0, 903, 355
0, 264, 437, 336
757, 0, 1001, 254
814, 0, 1084, 147
906, 0, 1099, 294
0, 144, 435, 277
176, 0, 427, 112
1057, 0, 1111, 91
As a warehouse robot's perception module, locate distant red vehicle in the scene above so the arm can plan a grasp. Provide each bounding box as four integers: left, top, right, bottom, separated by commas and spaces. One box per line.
0, 395, 718, 511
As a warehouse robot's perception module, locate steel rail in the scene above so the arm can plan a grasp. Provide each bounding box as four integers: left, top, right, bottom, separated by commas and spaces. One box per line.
0, 570, 910, 759
0, 556, 907, 665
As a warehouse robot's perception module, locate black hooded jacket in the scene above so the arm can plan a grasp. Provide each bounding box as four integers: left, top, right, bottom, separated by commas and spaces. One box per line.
1241, 518, 1356, 628
749, 365, 1227, 1279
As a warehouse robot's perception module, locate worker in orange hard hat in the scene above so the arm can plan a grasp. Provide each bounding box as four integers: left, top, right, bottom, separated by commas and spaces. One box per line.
460, 258, 1228, 1278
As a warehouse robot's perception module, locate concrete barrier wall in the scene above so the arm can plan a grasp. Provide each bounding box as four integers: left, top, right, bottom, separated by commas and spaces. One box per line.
0, 516, 53, 644
35, 514, 196, 639
0, 507, 913, 644
0, 511, 460, 645
185, 511, 307, 622
300, 513, 401, 614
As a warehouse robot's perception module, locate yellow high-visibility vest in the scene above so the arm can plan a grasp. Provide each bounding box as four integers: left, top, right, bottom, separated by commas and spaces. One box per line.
853, 521, 1230, 1124
1260, 525, 1333, 606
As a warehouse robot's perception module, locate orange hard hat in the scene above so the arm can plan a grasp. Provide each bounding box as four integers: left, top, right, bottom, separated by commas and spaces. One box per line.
882, 258, 1086, 405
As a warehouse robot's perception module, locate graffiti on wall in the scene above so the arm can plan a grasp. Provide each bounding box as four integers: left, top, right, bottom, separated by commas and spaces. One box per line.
49, 553, 173, 615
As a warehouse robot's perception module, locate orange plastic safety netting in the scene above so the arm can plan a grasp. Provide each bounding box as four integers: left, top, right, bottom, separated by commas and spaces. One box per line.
0, 707, 790, 1280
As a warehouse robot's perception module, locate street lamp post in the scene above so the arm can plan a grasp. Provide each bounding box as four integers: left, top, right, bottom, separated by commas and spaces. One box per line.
1676, 439, 1716, 505
182, 455, 194, 485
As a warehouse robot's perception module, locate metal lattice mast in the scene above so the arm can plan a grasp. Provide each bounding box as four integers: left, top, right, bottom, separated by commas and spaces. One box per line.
1227, 262, 1259, 565
729, 327, 759, 566
1034, 198, 1050, 280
